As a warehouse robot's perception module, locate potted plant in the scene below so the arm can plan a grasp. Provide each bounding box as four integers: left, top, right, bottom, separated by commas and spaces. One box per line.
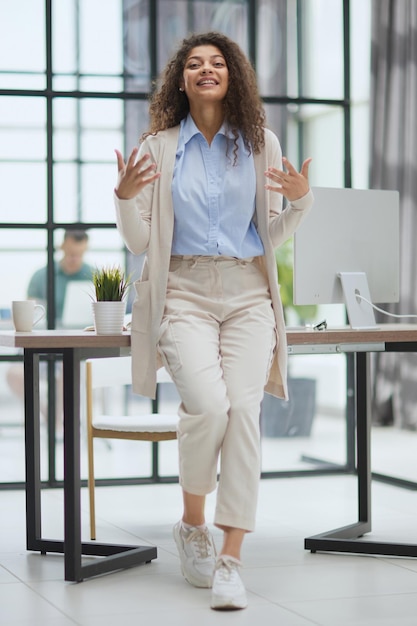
91, 265, 131, 335
261, 238, 318, 437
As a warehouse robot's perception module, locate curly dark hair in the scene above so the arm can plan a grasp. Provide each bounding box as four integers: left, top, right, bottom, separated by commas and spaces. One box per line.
143, 32, 266, 160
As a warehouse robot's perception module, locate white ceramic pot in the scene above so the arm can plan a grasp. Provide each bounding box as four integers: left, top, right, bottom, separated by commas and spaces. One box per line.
92, 301, 126, 335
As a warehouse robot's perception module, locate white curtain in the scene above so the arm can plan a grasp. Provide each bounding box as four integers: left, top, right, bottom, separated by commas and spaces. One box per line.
370, 0, 417, 429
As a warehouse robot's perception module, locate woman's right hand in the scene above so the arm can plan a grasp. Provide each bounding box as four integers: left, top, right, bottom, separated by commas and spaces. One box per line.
114, 147, 161, 200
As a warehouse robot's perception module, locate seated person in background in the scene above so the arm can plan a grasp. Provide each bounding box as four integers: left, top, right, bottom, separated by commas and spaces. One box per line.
27, 229, 93, 322
6, 229, 93, 431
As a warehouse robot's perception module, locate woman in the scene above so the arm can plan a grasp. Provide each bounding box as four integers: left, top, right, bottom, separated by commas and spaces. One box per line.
114, 31, 313, 611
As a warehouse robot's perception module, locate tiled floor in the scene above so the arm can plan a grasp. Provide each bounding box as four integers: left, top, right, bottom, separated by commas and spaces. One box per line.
1, 473, 417, 625
1, 354, 417, 625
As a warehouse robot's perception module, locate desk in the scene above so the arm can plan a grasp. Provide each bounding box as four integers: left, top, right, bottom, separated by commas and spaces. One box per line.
1, 325, 417, 579
285, 324, 417, 559
0, 330, 156, 582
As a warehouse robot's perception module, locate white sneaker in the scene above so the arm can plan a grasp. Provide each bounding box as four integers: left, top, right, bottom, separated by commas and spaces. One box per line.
211, 555, 248, 610
173, 521, 217, 588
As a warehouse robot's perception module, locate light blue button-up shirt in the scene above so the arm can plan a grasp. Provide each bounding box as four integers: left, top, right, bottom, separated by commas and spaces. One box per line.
171, 114, 264, 258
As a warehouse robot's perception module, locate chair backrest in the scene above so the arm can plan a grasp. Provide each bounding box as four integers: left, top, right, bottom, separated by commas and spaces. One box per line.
86, 356, 172, 390
85, 355, 177, 541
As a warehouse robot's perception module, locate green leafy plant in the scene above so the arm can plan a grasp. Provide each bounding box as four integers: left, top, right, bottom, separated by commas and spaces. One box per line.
275, 238, 317, 324
92, 265, 131, 302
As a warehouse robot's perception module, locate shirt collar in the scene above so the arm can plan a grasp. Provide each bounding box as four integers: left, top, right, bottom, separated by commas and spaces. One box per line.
181, 113, 232, 144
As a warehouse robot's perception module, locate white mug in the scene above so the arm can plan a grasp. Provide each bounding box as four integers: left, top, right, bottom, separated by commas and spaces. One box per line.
12, 300, 46, 332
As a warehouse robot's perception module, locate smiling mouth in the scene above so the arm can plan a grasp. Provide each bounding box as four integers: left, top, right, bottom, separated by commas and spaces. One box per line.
197, 79, 218, 86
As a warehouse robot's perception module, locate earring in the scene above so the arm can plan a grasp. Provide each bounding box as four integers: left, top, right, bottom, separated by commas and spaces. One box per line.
179, 87, 184, 92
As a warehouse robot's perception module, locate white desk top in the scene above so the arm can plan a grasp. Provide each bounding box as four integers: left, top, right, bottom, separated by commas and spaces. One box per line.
1, 325, 417, 350
0, 330, 131, 350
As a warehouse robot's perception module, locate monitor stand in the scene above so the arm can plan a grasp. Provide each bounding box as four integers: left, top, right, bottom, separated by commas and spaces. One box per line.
338, 272, 379, 330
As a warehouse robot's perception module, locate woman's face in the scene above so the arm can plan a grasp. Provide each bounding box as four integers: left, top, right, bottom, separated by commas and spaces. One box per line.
180, 45, 229, 107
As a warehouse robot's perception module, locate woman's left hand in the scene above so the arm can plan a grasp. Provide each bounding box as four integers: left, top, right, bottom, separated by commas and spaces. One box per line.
265, 157, 312, 202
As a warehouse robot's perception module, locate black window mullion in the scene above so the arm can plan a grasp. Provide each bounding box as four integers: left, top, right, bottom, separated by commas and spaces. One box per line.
248, 0, 257, 67
46, 0, 56, 327
150, 0, 158, 83
343, 0, 352, 188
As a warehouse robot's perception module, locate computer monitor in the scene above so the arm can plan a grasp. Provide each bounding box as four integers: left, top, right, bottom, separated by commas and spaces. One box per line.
293, 187, 400, 329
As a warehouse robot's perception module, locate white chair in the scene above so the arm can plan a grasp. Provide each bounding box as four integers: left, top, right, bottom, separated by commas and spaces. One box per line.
86, 355, 178, 540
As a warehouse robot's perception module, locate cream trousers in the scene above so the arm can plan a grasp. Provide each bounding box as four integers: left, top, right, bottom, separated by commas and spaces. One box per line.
157, 256, 276, 531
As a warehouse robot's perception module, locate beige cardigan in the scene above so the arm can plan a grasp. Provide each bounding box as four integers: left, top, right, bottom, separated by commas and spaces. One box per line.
115, 125, 313, 400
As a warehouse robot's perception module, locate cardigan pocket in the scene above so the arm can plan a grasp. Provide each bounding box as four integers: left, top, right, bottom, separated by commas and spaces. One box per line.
157, 317, 182, 375
265, 327, 278, 385
131, 280, 151, 333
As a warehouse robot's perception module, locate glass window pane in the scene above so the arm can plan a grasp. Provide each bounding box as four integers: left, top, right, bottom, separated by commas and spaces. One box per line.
350, 0, 371, 189
53, 97, 126, 222
55, 98, 125, 161
257, 0, 288, 97
84, 227, 127, 269
0, 0, 45, 89
53, 164, 78, 221
1, 228, 125, 329
124, 0, 151, 91
351, 103, 370, 189
79, 0, 123, 75
80, 99, 124, 161
157, 0, 249, 73
52, 0, 77, 75
267, 102, 345, 187
0, 228, 125, 331
82, 164, 119, 223
125, 100, 151, 150
81, 99, 123, 130
285, 0, 299, 98
53, 163, 118, 224
264, 104, 289, 156
301, 0, 344, 99
0, 227, 47, 477
82, 129, 123, 162
351, 0, 371, 100
53, 0, 123, 91
157, 1, 188, 71
300, 105, 345, 187
78, 76, 124, 92
192, 1, 248, 51
0, 229, 47, 310
53, 76, 79, 91
53, 99, 78, 161
52, 227, 125, 280
0, 97, 46, 160
0, 74, 46, 91
1, 163, 47, 223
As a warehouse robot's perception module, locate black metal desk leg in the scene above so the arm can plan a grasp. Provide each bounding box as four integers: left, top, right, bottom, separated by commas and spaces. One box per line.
62, 348, 83, 581
24, 344, 157, 581
304, 350, 372, 553
24, 350, 42, 551
355, 351, 371, 527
